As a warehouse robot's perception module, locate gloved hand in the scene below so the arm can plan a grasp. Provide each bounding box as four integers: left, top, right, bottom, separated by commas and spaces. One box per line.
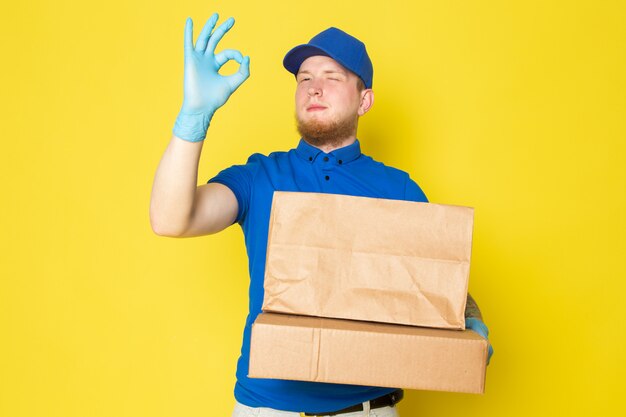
465, 317, 494, 365
173, 13, 251, 142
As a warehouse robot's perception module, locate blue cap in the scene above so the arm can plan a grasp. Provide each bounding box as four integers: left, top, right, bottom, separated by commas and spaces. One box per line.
283, 27, 373, 89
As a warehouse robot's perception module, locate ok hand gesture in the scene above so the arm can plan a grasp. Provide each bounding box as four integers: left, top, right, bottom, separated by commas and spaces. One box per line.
174, 13, 250, 142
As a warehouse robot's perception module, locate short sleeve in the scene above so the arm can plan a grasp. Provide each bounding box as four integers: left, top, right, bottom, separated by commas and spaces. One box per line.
404, 176, 428, 203
207, 153, 263, 224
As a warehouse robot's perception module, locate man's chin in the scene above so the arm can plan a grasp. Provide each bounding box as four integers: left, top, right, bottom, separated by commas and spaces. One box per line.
296, 116, 357, 149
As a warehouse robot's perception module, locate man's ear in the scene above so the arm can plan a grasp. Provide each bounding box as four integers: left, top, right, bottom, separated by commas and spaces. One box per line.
358, 89, 374, 116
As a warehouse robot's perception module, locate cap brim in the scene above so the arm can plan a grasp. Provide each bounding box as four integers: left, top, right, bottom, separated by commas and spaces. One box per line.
283, 44, 331, 75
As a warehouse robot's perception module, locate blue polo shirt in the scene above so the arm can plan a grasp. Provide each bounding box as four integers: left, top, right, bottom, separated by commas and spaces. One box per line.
208, 138, 428, 413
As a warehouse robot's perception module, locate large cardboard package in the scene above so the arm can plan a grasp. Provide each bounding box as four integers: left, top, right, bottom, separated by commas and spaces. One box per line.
263, 192, 474, 330
249, 313, 488, 394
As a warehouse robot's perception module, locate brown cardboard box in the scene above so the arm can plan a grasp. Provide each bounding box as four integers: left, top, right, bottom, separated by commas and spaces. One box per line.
263, 192, 474, 330
249, 313, 488, 394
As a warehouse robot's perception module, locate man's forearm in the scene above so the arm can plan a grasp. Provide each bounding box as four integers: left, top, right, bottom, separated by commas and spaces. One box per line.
150, 135, 204, 236
464, 293, 483, 320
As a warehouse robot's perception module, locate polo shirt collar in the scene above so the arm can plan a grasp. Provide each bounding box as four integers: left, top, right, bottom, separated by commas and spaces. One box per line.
296, 138, 362, 164
331, 139, 362, 164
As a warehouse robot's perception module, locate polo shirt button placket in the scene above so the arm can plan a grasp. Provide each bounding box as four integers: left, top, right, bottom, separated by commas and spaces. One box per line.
322, 154, 333, 183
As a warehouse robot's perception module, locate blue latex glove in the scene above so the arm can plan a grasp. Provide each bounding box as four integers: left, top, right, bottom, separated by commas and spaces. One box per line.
465, 318, 494, 365
173, 13, 251, 142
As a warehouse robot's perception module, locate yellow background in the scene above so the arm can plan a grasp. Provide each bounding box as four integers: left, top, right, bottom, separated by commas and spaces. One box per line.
1, 0, 624, 416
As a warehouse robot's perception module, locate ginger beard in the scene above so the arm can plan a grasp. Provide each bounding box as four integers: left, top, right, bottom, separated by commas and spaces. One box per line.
296, 111, 359, 149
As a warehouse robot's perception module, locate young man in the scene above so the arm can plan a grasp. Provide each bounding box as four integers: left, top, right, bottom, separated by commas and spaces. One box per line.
150, 12, 493, 417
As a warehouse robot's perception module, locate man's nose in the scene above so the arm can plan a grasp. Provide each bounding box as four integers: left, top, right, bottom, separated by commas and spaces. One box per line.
307, 81, 323, 96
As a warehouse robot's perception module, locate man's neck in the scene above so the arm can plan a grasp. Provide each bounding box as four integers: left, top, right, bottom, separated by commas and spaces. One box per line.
305, 136, 357, 153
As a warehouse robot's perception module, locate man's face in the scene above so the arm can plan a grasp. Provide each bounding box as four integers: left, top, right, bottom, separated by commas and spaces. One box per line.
295, 55, 368, 148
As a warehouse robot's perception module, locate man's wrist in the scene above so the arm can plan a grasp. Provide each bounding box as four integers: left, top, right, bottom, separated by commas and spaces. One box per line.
465, 317, 489, 338
173, 111, 214, 142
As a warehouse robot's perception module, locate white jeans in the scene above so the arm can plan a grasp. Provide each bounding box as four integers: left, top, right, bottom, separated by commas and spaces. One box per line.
232, 400, 399, 417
